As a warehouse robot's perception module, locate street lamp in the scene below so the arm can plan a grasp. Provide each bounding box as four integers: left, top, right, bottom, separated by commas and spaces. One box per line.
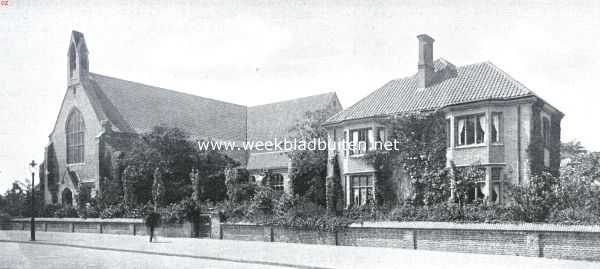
28, 160, 37, 241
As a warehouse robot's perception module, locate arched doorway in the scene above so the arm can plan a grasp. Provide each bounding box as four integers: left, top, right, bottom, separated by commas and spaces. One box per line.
62, 188, 73, 206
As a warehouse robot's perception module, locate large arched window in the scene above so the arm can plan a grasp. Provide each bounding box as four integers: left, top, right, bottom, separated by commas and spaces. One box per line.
66, 109, 85, 164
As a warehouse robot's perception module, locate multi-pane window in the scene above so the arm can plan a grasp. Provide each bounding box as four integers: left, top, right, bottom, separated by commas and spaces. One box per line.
491, 167, 503, 203
374, 127, 386, 150
491, 167, 502, 182
376, 128, 385, 142
350, 175, 373, 206
491, 112, 502, 143
542, 117, 551, 146
66, 109, 85, 164
350, 128, 372, 155
270, 174, 284, 191
456, 114, 486, 146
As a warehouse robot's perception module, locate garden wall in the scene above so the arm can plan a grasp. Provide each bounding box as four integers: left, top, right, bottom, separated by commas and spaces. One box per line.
6, 217, 210, 238
216, 222, 600, 261
6, 218, 600, 261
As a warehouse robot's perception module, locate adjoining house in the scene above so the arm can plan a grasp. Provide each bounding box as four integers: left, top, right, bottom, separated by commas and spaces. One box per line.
324, 34, 563, 207
40, 31, 342, 206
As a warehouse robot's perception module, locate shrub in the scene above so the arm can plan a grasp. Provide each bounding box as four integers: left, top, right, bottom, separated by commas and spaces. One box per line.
98, 203, 144, 219
214, 200, 253, 223
41, 204, 62, 217
159, 197, 204, 224
507, 172, 558, 222
53, 206, 78, 218
271, 197, 352, 232
247, 186, 281, 218
227, 183, 258, 203
548, 208, 600, 225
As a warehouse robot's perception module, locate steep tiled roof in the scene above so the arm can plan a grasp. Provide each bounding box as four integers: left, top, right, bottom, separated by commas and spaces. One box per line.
84, 73, 340, 146
246, 151, 290, 170
247, 92, 339, 141
88, 73, 247, 142
325, 61, 534, 124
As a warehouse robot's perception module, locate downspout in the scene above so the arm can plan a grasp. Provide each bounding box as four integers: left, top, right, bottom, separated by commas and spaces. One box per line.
517, 104, 522, 185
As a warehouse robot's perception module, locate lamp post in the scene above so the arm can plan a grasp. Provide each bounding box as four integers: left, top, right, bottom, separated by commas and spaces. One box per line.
29, 160, 37, 241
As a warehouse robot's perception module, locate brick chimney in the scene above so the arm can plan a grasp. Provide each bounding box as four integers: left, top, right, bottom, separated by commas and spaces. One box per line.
417, 34, 435, 88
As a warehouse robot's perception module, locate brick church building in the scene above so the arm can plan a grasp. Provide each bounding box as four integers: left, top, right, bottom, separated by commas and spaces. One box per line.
40, 31, 341, 205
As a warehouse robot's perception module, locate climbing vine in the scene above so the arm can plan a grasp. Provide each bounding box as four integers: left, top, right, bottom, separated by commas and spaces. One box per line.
364, 111, 449, 206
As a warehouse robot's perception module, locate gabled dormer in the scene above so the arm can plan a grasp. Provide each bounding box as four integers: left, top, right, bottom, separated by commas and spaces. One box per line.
67, 30, 89, 86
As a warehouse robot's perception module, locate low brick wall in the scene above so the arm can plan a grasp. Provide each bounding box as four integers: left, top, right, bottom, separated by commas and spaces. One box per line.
6, 217, 600, 261
216, 222, 600, 261
4, 218, 207, 238
222, 224, 266, 241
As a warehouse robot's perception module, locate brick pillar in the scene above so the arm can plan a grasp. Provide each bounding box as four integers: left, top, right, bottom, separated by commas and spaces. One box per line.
210, 211, 222, 239
129, 223, 136, 236
184, 221, 193, 238
70, 223, 75, 232
526, 232, 542, 257
44, 223, 48, 232
98, 223, 103, 234
405, 229, 417, 249
263, 225, 274, 242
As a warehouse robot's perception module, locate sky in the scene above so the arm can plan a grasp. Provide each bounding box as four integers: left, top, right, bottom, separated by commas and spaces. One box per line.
1, 0, 599, 192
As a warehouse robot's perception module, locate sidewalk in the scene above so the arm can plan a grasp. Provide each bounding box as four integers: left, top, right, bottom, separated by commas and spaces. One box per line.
0, 231, 597, 269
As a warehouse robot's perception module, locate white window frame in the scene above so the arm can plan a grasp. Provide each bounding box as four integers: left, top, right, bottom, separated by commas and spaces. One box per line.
456, 114, 486, 147
349, 128, 372, 155
350, 175, 374, 206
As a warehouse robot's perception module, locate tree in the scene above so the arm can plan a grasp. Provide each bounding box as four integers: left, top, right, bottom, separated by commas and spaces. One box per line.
288, 109, 333, 206
121, 126, 236, 205
561, 140, 587, 160
1, 181, 27, 217
557, 152, 600, 213
147, 167, 165, 243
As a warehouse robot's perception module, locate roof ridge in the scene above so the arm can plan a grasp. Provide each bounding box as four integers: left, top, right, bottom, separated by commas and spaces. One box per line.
248, 92, 336, 108
324, 60, 544, 125
482, 61, 534, 95
89, 72, 247, 108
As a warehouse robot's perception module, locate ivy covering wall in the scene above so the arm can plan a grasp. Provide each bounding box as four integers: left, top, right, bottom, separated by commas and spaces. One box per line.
364, 111, 449, 206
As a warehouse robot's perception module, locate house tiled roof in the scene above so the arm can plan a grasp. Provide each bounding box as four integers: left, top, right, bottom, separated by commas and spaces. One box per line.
88, 73, 248, 142
246, 151, 290, 170
247, 92, 338, 141
324, 60, 535, 124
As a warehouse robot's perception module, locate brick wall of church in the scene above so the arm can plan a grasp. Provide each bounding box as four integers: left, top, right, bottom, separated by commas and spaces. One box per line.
46, 84, 103, 204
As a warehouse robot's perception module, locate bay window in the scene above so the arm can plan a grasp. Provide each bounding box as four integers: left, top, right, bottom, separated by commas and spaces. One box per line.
456, 114, 486, 146
350, 128, 372, 155
350, 175, 374, 206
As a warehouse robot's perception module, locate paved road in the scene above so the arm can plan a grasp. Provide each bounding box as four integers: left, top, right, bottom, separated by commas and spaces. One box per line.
1, 231, 598, 269
1, 241, 286, 269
